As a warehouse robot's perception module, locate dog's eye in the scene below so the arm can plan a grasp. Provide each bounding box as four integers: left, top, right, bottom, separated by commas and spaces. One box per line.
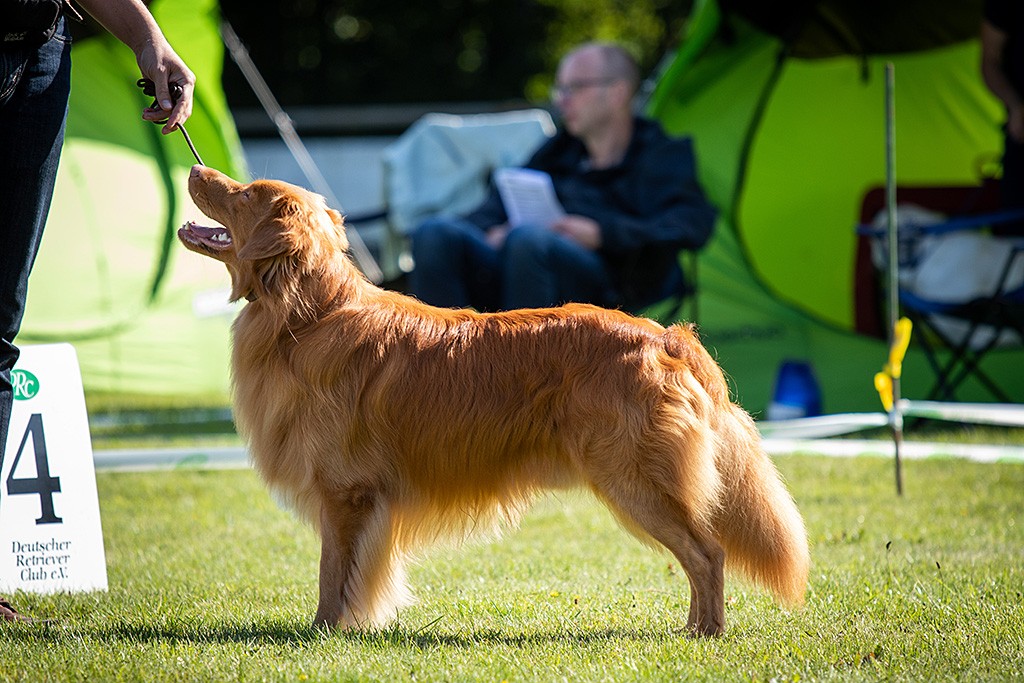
241, 189, 252, 200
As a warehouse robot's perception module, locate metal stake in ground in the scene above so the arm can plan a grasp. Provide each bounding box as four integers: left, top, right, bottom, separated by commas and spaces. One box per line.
883, 62, 904, 496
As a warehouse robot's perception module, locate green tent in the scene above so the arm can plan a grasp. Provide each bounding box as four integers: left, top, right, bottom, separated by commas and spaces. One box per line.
648, 0, 1021, 415
17, 0, 246, 407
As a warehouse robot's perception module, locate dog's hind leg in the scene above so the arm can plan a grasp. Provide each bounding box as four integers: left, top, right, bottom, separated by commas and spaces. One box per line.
313, 486, 410, 629
594, 485, 726, 637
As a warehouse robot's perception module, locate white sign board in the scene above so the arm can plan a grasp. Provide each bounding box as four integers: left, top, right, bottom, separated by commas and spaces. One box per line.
0, 344, 107, 594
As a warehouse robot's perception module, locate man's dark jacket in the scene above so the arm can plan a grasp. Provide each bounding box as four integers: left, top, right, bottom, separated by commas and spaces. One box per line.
465, 117, 717, 310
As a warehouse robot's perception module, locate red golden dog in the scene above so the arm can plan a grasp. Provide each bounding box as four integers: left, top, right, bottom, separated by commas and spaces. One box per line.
178, 165, 809, 636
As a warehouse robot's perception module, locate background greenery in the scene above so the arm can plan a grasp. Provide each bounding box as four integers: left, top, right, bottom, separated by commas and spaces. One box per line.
2, 454, 1022, 681
217, 0, 696, 109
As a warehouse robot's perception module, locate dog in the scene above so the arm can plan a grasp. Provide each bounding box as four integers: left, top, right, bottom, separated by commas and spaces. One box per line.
178, 165, 809, 637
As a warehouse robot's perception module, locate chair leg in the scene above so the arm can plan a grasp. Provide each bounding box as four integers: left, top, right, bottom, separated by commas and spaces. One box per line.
918, 312, 1011, 402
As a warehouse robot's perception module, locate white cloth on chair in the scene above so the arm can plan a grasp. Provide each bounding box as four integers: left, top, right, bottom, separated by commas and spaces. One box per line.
871, 203, 1024, 348
381, 110, 556, 235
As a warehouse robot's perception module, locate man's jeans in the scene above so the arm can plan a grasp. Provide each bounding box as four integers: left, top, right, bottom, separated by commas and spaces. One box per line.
0, 23, 71, 455
409, 217, 617, 311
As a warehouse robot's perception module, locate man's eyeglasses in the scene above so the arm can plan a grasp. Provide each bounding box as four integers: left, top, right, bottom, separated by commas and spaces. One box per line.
550, 78, 616, 101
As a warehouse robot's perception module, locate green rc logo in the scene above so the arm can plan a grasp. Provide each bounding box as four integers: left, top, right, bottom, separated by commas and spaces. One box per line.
12, 369, 39, 401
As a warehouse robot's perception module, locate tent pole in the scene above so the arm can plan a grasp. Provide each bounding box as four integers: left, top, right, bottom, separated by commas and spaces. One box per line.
885, 62, 904, 496
220, 22, 384, 285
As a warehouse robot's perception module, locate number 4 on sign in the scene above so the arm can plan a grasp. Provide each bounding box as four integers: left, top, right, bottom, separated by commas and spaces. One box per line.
2, 413, 63, 525
1, 344, 107, 595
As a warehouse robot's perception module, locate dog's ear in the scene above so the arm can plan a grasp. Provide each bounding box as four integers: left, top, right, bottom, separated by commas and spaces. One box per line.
237, 216, 292, 262
229, 199, 301, 302
238, 194, 318, 262
326, 208, 349, 251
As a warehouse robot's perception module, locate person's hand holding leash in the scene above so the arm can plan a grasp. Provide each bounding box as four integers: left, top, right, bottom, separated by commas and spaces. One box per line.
136, 42, 195, 135
76, 0, 195, 134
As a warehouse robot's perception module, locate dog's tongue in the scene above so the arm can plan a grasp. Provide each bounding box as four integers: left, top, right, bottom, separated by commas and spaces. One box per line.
182, 221, 232, 246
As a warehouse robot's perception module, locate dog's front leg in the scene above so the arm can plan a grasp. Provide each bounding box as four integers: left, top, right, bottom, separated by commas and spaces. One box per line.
312, 486, 378, 628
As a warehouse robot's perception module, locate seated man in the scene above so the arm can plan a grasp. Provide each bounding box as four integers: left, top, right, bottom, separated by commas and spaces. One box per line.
408, 42, 717, 312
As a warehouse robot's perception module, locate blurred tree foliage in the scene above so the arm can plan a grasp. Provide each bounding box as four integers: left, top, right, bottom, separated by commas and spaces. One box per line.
219, 0, 694, 108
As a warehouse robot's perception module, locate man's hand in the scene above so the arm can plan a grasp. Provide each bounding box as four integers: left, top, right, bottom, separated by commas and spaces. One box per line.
1009, 103, 1024, 144
552, 215, 602, 250
485, 224, 510, 249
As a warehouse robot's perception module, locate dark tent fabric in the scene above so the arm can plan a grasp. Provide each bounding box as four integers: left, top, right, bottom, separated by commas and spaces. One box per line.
647, 0, 1022, 414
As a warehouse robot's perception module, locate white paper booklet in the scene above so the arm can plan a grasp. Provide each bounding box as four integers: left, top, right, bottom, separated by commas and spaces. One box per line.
494, 168, 566, 228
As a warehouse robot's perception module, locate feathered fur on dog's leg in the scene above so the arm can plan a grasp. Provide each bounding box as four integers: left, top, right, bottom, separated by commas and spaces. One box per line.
581, 370, 730, 631
313, 486, 412, 629
339, 502, 412, 628
314, 487, 374, 628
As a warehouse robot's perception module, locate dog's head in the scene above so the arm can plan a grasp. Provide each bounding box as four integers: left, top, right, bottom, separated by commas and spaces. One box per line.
179, 165, 348, 303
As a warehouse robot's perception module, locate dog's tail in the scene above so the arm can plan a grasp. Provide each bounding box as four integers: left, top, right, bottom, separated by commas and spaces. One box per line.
661, 324, 809, 605
713, 406, 810, 606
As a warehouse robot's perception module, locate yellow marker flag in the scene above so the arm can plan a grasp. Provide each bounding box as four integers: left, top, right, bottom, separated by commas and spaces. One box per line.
875, 317, 913, 411
887, 317, 913, 380
874, 371, 894, 412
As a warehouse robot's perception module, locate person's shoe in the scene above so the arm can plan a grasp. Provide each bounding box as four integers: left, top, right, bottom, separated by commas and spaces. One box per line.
0, 597, 32, 623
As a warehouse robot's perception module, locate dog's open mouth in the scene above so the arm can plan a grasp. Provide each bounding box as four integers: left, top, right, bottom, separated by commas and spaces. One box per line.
179, 221, 232, 252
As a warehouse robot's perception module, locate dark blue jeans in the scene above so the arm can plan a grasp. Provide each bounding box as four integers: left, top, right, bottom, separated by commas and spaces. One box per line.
409, 217, 617, 311
0, 23, 72, 455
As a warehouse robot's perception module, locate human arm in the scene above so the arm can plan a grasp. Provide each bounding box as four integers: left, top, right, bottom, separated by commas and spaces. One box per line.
76, 0, 195, 134
981, 19, 1024, 143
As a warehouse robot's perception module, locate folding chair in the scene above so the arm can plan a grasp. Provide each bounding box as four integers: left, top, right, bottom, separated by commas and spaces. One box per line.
897, 240, 1024, 401
856, 183, 1024, 401
345, 110, 557, 282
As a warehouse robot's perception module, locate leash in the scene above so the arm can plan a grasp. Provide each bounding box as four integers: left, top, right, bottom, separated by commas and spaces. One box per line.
136, 78, 204, 166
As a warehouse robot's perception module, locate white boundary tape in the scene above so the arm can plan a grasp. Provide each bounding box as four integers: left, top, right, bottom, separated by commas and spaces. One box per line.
94, 446, 248, 471
758, 413, 889, 439
762, 437, 1024, 464
901, 400, 1024, 427
91, 432, 1024, 473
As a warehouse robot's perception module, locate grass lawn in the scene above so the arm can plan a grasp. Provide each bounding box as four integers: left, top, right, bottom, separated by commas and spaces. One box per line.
1, 454, 1022, 682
